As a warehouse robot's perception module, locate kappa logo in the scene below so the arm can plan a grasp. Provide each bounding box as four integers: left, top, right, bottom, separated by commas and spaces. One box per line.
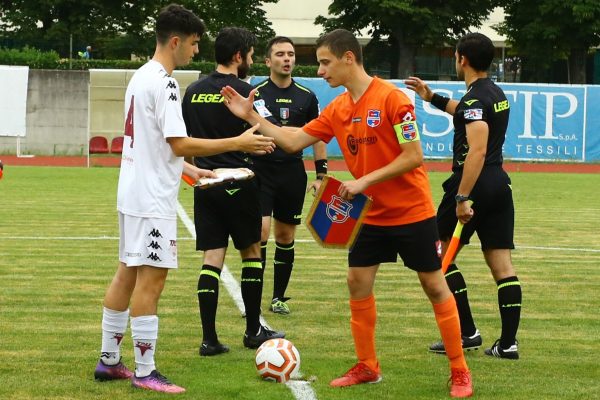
166, 80, 177, 89
147, 252, 162, 262
366, 109, 381, 127
168, 93, 178, 101
326, 195, 353, 224
435, 240, 442, 258
135, 341, 153, 356
148, 229, 163, 238
147, 241, 162, 250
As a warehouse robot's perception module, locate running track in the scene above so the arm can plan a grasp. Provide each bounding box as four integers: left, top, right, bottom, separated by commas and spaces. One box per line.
2, 155, 600, 173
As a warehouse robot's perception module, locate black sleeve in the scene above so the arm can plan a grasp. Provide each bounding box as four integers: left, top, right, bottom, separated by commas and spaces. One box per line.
182, 88, 192, 137
307, 92, 320, 122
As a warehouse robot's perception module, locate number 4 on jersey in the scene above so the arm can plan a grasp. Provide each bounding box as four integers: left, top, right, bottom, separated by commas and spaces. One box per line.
124, 95, 134, 148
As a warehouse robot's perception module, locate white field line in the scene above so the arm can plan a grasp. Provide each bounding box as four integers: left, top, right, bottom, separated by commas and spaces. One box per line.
175, 201, 317, 400
3, 234, 600, 254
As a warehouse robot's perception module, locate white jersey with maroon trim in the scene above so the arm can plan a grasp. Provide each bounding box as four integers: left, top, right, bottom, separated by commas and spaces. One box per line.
117, 60, 187, 219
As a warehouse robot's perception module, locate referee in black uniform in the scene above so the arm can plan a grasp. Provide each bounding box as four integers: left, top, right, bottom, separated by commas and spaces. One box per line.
182, 27, 284, 356
405, 32, 522, 359
252, 36, 327, 315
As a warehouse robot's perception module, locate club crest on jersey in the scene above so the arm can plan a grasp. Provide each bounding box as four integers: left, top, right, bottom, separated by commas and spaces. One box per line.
366, 109, 381, 127
464, 108, 483, 120
326, 195, 353, 224
401, 121, 417, 140
280, 108, 290, 120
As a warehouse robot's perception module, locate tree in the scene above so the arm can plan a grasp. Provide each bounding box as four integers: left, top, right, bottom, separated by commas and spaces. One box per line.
315, 0, 498, 79
0, 0, 278, 60
0, 0, 159, 57
180, 0, 278, 60
497, 0, 600, 84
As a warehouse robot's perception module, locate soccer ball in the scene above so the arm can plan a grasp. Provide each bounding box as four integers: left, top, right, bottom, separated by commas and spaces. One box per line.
255, 338, 300, 383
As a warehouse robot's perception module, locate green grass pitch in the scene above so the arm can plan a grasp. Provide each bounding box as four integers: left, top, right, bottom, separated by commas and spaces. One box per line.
0, 166, 598, 399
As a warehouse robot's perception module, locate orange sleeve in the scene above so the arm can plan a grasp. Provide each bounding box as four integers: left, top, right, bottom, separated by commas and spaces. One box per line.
386, 89, 421, 144
303, 102, 335, 143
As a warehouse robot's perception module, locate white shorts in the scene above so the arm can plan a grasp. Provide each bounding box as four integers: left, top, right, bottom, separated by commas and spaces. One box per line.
118, 212, 178, 269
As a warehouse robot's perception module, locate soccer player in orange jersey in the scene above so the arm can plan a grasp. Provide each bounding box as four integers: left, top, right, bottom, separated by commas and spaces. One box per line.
221, 29, 473, 398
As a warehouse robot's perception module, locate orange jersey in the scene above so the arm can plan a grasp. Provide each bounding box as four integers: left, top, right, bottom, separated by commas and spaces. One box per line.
303, 77, 435, 226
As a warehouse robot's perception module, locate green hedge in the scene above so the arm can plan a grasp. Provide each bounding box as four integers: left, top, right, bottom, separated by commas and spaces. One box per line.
0, 47, 319, 77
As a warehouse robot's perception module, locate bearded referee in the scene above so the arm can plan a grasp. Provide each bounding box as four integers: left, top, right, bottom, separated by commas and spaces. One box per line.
252, 36, 327, 315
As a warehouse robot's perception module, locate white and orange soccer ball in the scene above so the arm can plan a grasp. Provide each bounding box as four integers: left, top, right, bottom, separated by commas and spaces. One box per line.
255, 338, 300, 383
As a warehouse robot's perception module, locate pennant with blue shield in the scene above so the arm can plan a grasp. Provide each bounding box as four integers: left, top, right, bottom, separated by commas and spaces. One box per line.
305, 176, 372, 249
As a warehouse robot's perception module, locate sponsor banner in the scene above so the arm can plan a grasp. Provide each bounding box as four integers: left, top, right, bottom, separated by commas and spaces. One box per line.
250, 77, 600, 162
406, 81, 587, 162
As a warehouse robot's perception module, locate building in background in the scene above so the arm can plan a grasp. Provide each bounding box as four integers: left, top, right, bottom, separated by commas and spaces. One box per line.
261, 2, 516, 81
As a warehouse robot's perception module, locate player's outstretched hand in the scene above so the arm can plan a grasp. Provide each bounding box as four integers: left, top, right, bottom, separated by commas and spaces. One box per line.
221, 86, 255, 120
404, 76, 433, 102
237, 124, 275, 155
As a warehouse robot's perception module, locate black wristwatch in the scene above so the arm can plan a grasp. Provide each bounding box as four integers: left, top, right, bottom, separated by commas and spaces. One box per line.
455, 194, 470, 203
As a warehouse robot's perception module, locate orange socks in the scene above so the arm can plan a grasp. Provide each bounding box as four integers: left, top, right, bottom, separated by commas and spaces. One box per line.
433, 296, 468, 370
350, 294, 379, 372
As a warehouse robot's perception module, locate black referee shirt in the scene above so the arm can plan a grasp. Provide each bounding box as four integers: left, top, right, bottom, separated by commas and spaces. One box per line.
452, 77, 510, 172
182, 71, 253, 170
252, 78, 319, 162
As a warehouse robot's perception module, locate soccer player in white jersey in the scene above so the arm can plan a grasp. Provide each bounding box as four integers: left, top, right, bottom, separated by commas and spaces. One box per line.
93, 4, 274, 394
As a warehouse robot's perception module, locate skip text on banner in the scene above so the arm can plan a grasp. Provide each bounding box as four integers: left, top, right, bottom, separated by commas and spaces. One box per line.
251, 76, 600, 163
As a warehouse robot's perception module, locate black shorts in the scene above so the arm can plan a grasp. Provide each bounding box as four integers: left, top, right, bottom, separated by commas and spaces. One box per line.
348, 217, 442, 272
253, 159, 307, 225
194, 178, 261, 251
437, 166, 515, 250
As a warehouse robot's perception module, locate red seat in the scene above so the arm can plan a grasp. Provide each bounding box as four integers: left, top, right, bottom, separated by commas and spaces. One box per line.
89, 136, 109, 154
110, 136, 124, 154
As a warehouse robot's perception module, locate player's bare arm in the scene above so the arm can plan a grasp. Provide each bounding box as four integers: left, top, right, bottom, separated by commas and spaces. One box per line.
338, 140, 424, 200
456, 121, 488, 224
167, 123, 275, 157
220, 85, 318, 153
307, 140, 327, 193
404, 76, 459, 115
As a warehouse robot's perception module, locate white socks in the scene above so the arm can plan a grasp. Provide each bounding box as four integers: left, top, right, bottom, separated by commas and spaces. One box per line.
131, 315, 159, 377
100, 307, 129, 365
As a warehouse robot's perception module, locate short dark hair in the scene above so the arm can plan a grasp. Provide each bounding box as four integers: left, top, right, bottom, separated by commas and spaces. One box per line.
316, 29, 362, 64
215, 27, 257, 66
155, 4, 205, 45
456, 33, 495, 72
265, 36, 294, 58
